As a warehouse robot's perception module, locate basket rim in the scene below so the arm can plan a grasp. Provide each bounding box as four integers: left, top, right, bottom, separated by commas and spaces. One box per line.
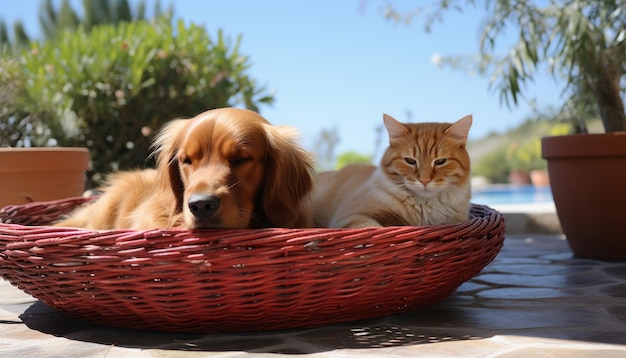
0, 196, 500, 235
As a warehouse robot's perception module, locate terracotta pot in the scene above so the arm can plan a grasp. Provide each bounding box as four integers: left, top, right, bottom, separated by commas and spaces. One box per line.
508, 169, 530, 185
529, 169, 550, 187
0, 148, 90, 209
542, 133, 626, 260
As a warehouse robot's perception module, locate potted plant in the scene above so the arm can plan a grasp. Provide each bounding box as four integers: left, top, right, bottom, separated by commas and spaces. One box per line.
0, 57, 90, 209
12, 17, 273, 188
490, 1, 626, 260
534, 3, 625, 260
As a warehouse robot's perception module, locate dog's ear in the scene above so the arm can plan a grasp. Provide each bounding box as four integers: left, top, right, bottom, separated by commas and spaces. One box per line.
152, 119, 188, 212
262, 125, 314, 227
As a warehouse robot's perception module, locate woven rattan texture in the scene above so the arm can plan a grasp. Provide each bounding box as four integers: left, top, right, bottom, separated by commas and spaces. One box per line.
0, 198, 505, 333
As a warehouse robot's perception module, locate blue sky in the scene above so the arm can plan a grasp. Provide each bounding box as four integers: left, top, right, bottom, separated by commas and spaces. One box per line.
1, 0, 564, 159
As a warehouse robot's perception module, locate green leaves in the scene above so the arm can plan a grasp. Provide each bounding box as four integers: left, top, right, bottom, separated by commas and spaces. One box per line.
386, 0, 626, 132
483, 0, 626, 131
8, 17, 273, 186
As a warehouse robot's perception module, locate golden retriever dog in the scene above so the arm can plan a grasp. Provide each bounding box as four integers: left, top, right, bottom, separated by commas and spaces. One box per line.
56, 108, 314, 230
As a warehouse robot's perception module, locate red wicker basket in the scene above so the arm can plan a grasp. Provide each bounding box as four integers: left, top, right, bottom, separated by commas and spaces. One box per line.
0, 197, 505, 333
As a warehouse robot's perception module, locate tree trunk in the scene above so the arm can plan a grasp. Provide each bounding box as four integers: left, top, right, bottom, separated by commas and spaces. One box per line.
588, 62, 626, 133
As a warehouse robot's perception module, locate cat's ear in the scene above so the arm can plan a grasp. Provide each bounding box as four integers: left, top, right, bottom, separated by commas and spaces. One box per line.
383, 114, 408, 139
445, 114, 472, 142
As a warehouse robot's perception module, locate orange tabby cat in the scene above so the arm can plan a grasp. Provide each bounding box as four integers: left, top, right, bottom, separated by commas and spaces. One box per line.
313, 113, 472, 228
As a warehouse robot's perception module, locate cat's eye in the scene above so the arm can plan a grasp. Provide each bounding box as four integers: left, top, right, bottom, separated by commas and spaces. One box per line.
434, 158, 447, 166
404, 158, 417, 165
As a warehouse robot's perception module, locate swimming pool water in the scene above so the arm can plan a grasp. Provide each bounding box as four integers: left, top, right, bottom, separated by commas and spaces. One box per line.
472, 185, 553, 206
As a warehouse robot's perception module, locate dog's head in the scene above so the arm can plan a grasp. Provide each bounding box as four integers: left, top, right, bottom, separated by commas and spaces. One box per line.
152, 108, 314, 229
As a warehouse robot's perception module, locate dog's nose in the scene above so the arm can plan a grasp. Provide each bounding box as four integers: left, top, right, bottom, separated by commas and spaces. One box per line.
188, 194, 220, 219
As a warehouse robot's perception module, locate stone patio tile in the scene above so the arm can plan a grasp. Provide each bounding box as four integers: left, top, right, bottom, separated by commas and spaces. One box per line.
1, 234, 625, 357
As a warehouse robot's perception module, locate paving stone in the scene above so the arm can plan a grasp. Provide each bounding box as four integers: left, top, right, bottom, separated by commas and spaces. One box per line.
476, 287, 568, 299
1, 234, 625, 357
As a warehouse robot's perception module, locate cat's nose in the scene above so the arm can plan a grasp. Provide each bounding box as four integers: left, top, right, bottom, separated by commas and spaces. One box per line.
419, 178, 431, 187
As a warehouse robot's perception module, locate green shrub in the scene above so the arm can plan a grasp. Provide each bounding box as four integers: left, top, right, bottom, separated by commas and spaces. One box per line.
472, 148, 509, 183
506, 138, 546, 172
14, 17, 273, 187
334, 151, 373, 170
0, 57, 42, 146
472, 122, 574, 183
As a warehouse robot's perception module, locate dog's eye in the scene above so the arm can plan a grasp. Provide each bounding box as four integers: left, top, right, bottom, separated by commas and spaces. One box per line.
232, 157, 252, 166
181, 157, 192, 165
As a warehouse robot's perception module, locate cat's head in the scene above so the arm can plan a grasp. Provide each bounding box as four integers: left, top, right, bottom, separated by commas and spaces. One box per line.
380, 114, 472, 199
